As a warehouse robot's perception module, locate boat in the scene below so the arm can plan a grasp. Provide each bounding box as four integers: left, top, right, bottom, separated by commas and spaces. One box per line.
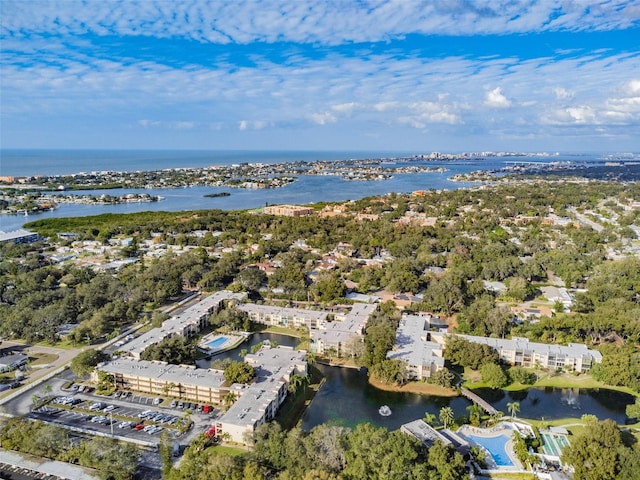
378, 405, 392, 416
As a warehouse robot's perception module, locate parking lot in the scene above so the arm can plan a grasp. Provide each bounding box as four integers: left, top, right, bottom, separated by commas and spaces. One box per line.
29, 388, 220, 445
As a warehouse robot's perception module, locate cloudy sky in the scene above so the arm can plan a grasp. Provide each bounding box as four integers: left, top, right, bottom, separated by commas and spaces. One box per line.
1, 0, 639, 152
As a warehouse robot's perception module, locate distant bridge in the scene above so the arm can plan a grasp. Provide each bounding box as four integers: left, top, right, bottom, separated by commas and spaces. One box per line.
460, 387, 498, 415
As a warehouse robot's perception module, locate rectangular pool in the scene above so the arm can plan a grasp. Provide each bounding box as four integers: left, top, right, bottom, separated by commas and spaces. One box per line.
205, 336, 228, 349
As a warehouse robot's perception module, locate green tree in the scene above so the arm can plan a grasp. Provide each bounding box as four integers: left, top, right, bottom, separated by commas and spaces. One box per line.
439, 406, 454, 429
427, 440, 468, 480
466, 403, 484, 426
561, 419, 625, 480
223, 361, 256, 384
507, 401, 520, 419
429, 367, 455, 388
626, 397, 640, 420
480, 363, 509, 389
422, 412, 436, 425
71, 349, 110, 377
369, 359, 406, 385
140, 335, 196, 364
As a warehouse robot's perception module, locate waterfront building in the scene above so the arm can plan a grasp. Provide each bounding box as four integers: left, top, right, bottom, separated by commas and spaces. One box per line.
96, 357, 230, 404
96, 344, 307, 439
445, 334, 602, 372
121, 291, 245, 359
263, 204, 314, 217
386, 313, 445, 380
237, 303, 328, 330
310, 303, 378, 357
216, 345, 307, 443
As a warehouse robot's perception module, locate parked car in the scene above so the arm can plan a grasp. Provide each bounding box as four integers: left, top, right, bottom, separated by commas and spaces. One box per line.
169, 400, 177, 408
153, 397, 163, 405
118, 421, 132, 428
134, 423, 145, 430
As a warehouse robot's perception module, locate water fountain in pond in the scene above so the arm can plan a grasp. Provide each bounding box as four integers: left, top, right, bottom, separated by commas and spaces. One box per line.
378, 405, 392, 416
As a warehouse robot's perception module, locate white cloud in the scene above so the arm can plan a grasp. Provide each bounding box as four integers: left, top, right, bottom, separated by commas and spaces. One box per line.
485, 87, 511, 108
3, 0, 639, 45
553, 87, 573, 100
309, 112, 337, 125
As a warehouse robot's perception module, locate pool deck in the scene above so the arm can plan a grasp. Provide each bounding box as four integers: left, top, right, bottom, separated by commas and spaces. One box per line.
198, 332, 250, 355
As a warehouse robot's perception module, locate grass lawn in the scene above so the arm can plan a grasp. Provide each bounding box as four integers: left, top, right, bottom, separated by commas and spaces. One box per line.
33, 339, 79, 350
29, 352, 59, 366
208, 445, 247, 457
369, 377, 458, 397
485, 473, 537, 479
260, 325, 306, 338
463, 368, 639, 398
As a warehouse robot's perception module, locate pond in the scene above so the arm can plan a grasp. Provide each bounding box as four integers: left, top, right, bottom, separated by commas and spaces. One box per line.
196, 332, 635, 428
196, 331, 299, 366
301, 363, 471, 431
471, 387, 634, 424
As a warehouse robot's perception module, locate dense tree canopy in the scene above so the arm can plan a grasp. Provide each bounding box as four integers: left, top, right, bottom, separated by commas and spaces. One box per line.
561, 419, 639, 480
223, 361, 256, 384
140, 335, 196, 365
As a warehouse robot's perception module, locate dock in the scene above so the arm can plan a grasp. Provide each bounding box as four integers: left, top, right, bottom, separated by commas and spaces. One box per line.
460, 387, 498, 414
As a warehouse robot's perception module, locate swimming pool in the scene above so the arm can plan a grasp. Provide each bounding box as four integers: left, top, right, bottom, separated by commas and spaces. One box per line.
205, 336, 228, 349
467, 434, 514, 467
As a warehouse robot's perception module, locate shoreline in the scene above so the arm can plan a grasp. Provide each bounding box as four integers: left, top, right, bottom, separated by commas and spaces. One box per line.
368, 377, 458, 397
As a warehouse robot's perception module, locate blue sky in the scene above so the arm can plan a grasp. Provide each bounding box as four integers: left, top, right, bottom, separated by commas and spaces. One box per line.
1, 0, 639, 152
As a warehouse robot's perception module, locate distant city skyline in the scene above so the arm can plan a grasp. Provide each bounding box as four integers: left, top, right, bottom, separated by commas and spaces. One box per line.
1, 1, 639, 152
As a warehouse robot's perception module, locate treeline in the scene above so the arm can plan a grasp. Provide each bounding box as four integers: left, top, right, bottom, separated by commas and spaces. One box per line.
166, 422, 468, 480
0, 418, 138, 480
0, 247, 215, 343
3, 182, 639, 371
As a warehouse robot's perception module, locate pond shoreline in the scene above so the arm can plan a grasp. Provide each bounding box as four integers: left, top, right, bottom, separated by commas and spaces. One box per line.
368, 377, 458, 397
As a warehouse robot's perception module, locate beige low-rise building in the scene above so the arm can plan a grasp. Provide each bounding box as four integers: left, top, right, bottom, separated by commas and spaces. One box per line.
216, 345, 308, 443
97, 357, 230, 404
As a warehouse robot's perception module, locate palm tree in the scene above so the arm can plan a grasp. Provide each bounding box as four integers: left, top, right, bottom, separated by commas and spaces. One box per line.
223, 391, 237, 408
423, 412, 436, 425
307, 353, 317, 367
467, 403, 484, 426
288, 375, 304, 395
489, 410, 505, 426
439, 406, 455, 429
42, 384, 52, 396
507, 401, 520, 419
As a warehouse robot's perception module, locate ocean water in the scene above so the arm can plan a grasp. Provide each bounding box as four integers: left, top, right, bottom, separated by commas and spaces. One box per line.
0, 149, 417, 177
0, 150, 605, 231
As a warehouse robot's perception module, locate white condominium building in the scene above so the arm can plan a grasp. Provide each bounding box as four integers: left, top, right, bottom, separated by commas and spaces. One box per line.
453, 334, 602, 372
216, 345, 308, 443
122, 291, 245, 359
387, 313, 445, 380
237, 303, 328, 330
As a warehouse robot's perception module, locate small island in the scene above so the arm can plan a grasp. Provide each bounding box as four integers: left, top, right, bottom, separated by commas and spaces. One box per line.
203, 192, 231, 198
